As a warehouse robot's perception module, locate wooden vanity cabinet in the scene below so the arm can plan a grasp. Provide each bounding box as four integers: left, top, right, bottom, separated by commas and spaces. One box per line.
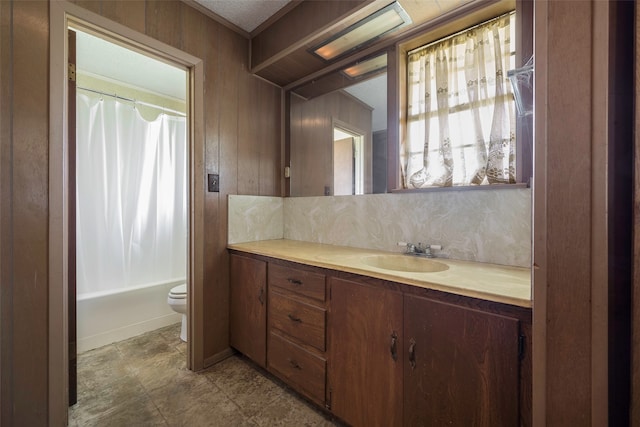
229, 254, 267, 368
328, 277, 404, 427
403, 294, 520, 426
267, 263, 328, 406
228, 250, 532, 426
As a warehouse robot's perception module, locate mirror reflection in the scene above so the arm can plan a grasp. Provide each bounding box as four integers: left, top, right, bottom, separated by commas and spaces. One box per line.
289, 54, 387, 197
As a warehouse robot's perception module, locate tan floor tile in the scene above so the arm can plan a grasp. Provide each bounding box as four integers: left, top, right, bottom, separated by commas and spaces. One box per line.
225, 372, 285, 417
201, 356, 263, 392
161, 385, 255, 427
249, 392, 337, 427
77, 344, 129, 389
115, 328, 177, 360
127, 350, 189, 393
77, 394, 168, 427
147, 373, 216, 416
201, 356, 285, 417
158, 323, 185, 349
70, 374, 146, 423
71, 328, 339, 427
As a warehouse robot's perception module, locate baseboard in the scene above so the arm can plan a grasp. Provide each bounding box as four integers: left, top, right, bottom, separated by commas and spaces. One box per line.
203, 347, 235, 369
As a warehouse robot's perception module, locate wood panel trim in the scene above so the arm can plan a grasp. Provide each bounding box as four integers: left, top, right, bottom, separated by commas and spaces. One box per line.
590, 2, 610, 424
531, 0, 548, 423
250, 0, 302, 39
189, 54, 206, 372
67, 27, 78, 407
49, 3, 70, 425
634, 2, 640, 423
49, 2, 206, 422
533, 1, 616, 424
388, 45, 400, 190
250, 0, 375, 73
203, 347, 235, 368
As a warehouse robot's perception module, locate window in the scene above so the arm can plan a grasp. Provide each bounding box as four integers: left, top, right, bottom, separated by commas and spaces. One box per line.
402, 12, 516, 188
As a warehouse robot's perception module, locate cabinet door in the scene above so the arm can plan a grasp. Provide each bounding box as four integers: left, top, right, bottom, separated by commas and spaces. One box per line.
329, 278, 403, 427
404, 295, 519, 426
230, 254, 267, 367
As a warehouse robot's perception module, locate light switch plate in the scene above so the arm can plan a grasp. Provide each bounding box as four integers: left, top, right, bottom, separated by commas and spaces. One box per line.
208, 174, 219, 192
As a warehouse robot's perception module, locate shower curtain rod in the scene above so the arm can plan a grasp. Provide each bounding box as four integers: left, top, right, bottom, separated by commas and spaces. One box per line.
77, 86, 187, 117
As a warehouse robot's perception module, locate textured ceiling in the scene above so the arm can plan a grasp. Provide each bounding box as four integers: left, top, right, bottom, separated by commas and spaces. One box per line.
193, 0, 292, 32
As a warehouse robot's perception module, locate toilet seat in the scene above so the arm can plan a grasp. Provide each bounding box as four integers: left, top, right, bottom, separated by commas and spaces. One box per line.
169, 284, 187, 299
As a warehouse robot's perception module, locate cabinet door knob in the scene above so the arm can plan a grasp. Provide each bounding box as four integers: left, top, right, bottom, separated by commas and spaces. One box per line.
287, 278, 303, 286
258, 287, 265, 305
390, 331, 398, 361
408, 338, 416, 370
288, 313, 302, 323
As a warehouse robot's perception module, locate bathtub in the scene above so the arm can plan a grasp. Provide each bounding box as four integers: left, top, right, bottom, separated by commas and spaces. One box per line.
76, 278, 184, 353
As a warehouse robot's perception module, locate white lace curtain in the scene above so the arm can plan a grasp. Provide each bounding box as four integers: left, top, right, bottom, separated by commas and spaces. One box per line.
403, 12, 516, 188
76, 93, 187, 296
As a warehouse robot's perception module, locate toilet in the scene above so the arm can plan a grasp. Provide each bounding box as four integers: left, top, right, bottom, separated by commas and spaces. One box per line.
167, 283, 187, 342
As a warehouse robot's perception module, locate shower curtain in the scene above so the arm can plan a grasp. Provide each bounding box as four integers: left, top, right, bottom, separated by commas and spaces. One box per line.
76, 93, 187, 296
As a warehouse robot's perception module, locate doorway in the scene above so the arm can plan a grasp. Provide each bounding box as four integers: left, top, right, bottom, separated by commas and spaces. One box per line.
49, 3, 206, 422
333, 124, 364, 196
69, 25, 190, 405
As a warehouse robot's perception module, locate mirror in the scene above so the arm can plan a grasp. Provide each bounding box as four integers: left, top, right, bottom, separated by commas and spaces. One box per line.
289, 54, 388, 196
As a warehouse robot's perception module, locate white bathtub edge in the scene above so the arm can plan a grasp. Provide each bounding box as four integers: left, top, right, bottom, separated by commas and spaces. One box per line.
77, 313, 181, 353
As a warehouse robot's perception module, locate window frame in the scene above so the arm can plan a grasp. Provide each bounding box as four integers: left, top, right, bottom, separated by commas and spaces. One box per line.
389, 0, 533, 192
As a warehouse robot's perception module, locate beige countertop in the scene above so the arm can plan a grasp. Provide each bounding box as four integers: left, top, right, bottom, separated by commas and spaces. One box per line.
228, 239, 532, 308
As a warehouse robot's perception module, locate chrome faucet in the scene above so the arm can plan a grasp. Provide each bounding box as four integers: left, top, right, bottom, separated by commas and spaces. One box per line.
398, 241, 442, 258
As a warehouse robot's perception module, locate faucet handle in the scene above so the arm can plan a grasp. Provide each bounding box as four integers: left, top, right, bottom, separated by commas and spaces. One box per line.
397, 241, 416, 254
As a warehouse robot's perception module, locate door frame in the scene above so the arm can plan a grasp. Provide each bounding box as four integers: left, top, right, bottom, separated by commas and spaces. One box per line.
49, 2, 205, 425
331, 118, 367, 196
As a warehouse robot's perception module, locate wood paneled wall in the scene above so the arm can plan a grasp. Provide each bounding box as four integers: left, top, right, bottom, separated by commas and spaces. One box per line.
533, 1, 633, 425
0, 1, 281, 424
372, 130, 387, 193
289, 91, 372, 196
1, 1, 51, 425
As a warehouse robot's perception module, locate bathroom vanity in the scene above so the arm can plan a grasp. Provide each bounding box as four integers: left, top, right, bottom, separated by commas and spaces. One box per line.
228, 239, 532, 426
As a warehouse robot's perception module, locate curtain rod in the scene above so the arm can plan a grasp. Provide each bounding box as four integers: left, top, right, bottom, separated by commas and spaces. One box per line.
77, 86, 186, 117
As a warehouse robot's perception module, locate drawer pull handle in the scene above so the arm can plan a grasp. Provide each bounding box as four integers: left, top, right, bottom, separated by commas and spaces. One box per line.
258, 287, 265, 305
408, 338, 416, 370
287, 278, 303, 286
288, 358, 302, 370
390, 331, 398, 361
288, 313, 302, 323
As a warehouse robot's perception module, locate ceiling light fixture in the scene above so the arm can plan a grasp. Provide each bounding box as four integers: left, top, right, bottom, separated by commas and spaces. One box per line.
311, 2, 411, 61
342, 54, 387, 79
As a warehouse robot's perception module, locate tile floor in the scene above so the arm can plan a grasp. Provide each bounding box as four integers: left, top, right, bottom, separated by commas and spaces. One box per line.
69, 323, 339, 426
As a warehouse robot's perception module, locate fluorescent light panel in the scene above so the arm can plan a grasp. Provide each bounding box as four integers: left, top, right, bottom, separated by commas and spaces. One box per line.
313, 2, 411, 61
342, 54, 387, 78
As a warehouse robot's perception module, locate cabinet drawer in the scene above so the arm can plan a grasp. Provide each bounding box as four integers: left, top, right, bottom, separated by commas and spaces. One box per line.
268, 332, 326, 404
269, 263, 325, 302
269, 291, 326, 351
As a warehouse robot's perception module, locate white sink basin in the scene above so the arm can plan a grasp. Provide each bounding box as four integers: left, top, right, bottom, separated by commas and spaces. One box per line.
360, 255, 449, 273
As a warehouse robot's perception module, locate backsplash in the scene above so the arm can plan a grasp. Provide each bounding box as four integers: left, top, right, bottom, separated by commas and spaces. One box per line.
228, 195, 283, 243
229, 188, 531, 267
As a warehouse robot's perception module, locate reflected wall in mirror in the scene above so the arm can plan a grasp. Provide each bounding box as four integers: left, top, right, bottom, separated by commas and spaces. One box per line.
289, 54, 387, 196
